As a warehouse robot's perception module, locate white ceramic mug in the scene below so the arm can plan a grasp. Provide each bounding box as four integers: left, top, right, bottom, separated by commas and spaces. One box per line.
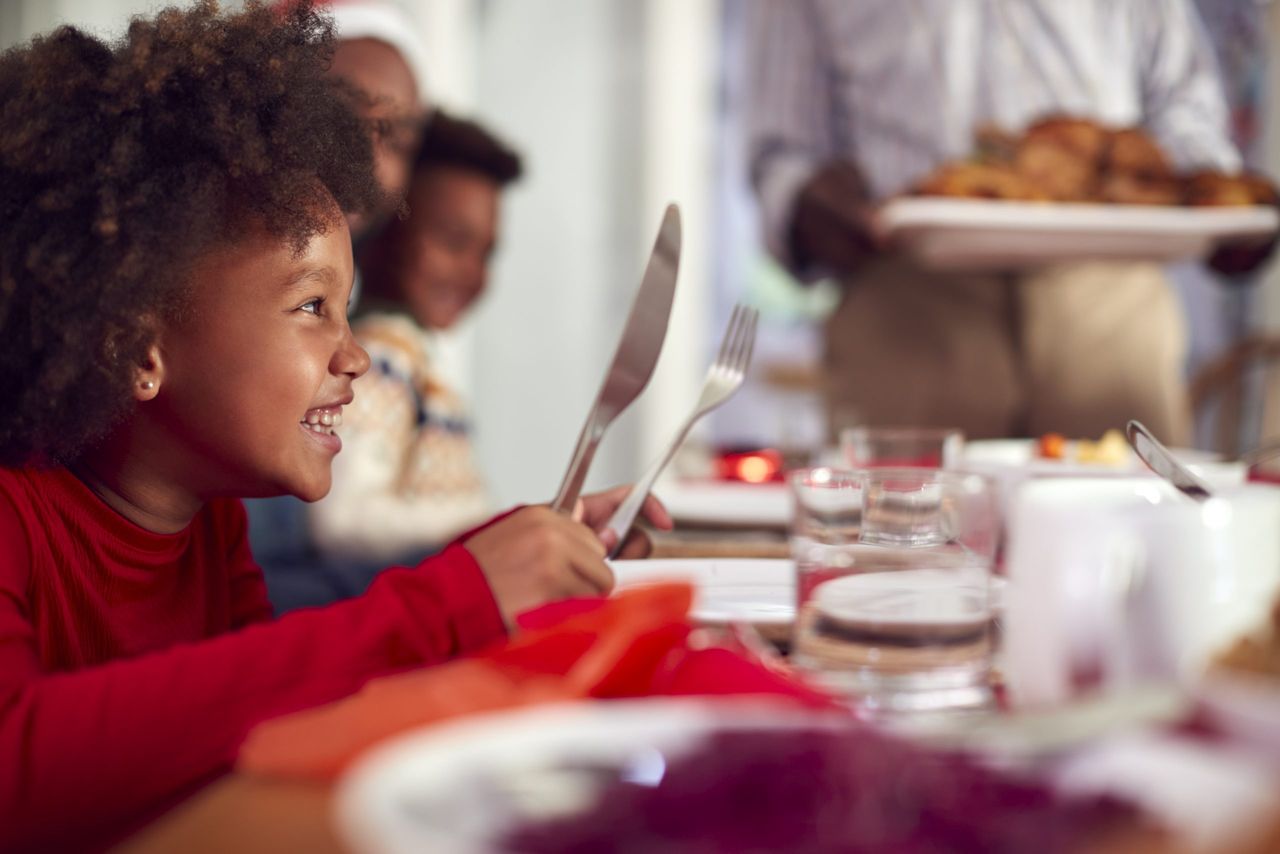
1004, 478, 1280, 709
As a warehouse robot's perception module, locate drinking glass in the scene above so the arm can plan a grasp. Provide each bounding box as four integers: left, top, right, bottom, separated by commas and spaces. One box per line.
791, 469, 999, 715
789, 467, 864, 546
840, 426, 964, 469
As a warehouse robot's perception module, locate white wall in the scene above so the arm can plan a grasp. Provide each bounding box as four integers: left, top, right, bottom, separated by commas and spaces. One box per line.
463, 0, 719, 506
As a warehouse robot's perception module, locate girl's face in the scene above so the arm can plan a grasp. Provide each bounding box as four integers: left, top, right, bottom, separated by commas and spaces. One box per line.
153, 219, 369, 502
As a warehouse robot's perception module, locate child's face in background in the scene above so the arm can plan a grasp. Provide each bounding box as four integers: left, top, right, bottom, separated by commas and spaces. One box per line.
154, 218, 370, 502
392, 166, 501, 330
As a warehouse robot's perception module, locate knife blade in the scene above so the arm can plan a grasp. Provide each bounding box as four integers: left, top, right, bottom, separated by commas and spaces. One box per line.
1126, 419, 1212, 502
551, 204, 682, 512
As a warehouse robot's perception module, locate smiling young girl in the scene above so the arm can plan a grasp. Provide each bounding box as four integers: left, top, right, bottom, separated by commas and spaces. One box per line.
0, 3, 666, 850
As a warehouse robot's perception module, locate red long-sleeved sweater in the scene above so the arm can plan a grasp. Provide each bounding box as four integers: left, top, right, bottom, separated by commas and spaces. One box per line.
0, 466, 508, 851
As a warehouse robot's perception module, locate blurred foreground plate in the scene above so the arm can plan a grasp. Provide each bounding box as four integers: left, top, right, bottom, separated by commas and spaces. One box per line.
878, 198, 1279, 270
334, 698, 827, 854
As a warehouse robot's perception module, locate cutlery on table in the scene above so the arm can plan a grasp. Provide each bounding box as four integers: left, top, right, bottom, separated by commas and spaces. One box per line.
602, 304, 759, 555
1125, 419, 1212, 502
550, 204, 682, 513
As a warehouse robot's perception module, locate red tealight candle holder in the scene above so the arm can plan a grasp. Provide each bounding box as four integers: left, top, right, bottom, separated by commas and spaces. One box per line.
714, 447, 784, 484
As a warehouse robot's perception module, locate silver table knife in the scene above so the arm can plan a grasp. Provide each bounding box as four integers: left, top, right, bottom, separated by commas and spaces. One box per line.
1126, 419, 1212, 502
551, 204, 682, 512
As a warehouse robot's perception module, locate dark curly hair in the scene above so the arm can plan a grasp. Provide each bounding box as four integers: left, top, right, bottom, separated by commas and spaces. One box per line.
417, 109, 523, 185
0, 0, 382, 467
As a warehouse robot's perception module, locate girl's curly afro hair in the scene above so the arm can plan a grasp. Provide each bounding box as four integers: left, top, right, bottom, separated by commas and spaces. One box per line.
0, 0, 383, 466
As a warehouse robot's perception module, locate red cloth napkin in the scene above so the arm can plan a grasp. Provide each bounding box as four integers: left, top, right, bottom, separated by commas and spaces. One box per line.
238, 583, 837, 781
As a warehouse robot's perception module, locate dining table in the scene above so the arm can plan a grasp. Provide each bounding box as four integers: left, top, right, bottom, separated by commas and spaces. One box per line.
114, 468, 1280, 854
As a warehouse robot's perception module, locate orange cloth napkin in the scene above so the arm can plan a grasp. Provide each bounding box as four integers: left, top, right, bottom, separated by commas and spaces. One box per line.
238, 583, 837, 781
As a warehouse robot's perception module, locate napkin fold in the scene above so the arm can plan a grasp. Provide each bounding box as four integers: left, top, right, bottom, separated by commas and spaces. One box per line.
238, 583, 837, 781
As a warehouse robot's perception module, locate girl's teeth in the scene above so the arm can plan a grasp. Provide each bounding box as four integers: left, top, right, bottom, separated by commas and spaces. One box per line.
301, 407, 341, 436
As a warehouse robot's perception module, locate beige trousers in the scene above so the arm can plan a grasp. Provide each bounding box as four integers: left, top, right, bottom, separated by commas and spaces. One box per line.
823, 259, 1190, 444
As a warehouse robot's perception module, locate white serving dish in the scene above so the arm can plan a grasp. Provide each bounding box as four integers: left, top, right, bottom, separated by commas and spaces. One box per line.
877, 198, 1279, 270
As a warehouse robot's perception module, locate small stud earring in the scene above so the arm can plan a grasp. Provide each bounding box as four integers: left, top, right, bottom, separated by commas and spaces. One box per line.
140, 380, 155, 391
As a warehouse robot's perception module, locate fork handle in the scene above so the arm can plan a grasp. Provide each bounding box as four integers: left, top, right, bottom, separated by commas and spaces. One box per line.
602, 417, 695, 557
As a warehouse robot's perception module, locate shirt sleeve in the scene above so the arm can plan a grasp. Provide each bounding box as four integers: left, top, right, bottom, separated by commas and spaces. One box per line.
309, 344, 493, 564
0, 535, 505, 849
1136, 0, 1241, 172
746, 0, 841, 274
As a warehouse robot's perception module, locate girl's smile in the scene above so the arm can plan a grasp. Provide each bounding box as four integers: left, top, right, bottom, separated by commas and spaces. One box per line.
130, 215, 370, 507
300, 403, 350, 453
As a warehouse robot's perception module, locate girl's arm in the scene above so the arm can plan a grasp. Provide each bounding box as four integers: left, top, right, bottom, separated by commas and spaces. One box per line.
0, 507, 505, 850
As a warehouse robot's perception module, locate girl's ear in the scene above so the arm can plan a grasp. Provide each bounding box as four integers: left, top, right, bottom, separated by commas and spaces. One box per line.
134, 342, 164, 402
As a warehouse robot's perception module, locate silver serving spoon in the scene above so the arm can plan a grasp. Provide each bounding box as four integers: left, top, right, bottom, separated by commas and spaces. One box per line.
1125, 420, 1212, 502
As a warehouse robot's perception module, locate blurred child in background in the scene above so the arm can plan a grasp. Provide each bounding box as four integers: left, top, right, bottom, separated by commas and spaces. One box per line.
309, 111, 522, 579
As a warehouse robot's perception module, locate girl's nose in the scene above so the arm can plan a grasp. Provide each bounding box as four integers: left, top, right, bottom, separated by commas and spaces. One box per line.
333, 326, 370, 380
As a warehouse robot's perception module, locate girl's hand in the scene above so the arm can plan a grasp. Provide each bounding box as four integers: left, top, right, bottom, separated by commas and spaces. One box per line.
463, 506, 614, 628
578, 485, 674, 559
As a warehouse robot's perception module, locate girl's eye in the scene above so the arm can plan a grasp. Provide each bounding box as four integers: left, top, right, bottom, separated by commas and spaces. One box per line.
300, 298, 325, 315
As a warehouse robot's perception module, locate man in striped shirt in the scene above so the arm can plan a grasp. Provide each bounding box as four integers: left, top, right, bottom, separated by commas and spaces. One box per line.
748, 0, 1271, 442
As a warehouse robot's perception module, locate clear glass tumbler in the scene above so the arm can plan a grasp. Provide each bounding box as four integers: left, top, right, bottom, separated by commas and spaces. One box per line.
840, 426, 965, 470
791, 469, 999, 715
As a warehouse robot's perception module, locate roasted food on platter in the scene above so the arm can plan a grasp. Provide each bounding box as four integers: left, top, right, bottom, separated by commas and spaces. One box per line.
913, 162, 1050, 202
1184, 170, 1280, 208
913, 115, 1277, 207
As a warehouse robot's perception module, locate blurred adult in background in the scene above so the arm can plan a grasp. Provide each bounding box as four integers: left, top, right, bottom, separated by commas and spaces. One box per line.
307, 111, 522, 578
324, 0, 432, 240
748, 0, 1276, 444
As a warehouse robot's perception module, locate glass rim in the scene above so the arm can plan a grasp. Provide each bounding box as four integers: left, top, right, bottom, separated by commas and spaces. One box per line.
853, 467, 996, 489
787, 465, 863, 488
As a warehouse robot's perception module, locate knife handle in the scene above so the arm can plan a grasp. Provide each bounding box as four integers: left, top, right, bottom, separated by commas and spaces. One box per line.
551, 410, 606, 513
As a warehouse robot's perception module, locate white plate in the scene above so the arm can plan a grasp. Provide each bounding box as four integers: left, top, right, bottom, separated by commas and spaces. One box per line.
652, 480, 791, 529
962, 438, 1245, 485
334, 698, 831, 854
877, 198, 1279, 270
610, 558, 795, 627
609, 559, 1006, 630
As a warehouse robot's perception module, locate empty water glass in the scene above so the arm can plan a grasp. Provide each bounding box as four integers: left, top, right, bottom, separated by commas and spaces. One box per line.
841, 426, 965, 469
861, 469, 998, 556
791, 469, 1000, 715
789, 467, 864, 545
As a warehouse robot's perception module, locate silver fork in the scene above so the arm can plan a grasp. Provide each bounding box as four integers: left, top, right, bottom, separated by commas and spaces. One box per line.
601, 304, 759, 556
